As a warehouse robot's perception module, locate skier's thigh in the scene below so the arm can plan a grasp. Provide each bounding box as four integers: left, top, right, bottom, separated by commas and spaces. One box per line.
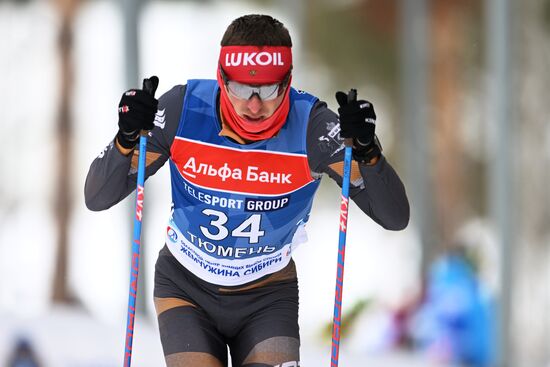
156, 298, 227, 367
231, 292, 300, 367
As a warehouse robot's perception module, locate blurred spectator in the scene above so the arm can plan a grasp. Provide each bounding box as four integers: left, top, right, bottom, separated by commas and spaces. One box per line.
409, 250, 494, 367
6, 336, 42, 367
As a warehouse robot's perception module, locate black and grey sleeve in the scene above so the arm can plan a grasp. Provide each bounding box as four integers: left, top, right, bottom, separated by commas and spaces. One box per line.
306, 100, 410, 230
84, 85, 186, 211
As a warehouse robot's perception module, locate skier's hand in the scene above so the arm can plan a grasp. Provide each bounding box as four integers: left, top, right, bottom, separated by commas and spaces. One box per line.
335, 89, 381, 163
116, 76, 159, 149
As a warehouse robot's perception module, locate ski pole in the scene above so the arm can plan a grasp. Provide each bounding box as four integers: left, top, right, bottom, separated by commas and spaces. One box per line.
330, 89, 356, 367
123, 76, 158, 367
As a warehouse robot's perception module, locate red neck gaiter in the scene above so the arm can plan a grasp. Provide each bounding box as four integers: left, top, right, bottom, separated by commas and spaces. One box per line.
217, 45, 293, 141
217, 70, 291, 141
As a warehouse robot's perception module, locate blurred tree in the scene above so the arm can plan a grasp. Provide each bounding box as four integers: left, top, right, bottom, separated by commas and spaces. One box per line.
51, 0, 80, 305
430, 0, 481, 247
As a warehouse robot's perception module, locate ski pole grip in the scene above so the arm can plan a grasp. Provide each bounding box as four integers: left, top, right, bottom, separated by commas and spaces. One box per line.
140, 76, 159, 136
347, 88, 357, 103
142, 76, 159, 97
344, 88, 357, 147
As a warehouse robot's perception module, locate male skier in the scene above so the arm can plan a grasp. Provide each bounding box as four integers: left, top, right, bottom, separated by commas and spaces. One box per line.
85, 14, 409, 367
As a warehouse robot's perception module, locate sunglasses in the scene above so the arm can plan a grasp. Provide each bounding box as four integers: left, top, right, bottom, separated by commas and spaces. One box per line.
220, 68, 290, 101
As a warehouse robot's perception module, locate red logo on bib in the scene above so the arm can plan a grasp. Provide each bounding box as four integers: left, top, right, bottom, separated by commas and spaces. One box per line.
171, 138, 313, 196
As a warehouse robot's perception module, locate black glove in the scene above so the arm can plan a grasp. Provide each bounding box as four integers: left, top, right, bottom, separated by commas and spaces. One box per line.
335, 89, 381, 163
116, 76, 159, 149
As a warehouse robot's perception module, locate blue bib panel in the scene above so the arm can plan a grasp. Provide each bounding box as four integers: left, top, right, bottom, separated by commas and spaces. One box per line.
166, 80, 320, 285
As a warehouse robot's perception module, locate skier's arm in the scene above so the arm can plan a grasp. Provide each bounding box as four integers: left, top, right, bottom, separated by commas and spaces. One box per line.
307, 100, 410, 230
84, 85, 185, 211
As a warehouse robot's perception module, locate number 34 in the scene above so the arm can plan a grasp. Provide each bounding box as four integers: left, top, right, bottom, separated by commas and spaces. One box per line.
200, 209, 265, 244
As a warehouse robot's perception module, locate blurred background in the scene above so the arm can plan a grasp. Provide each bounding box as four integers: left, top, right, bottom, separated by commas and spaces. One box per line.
1, 0, 549, 366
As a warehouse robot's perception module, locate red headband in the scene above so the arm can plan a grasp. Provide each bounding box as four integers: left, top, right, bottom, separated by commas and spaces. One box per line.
219, 45, 292, 84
